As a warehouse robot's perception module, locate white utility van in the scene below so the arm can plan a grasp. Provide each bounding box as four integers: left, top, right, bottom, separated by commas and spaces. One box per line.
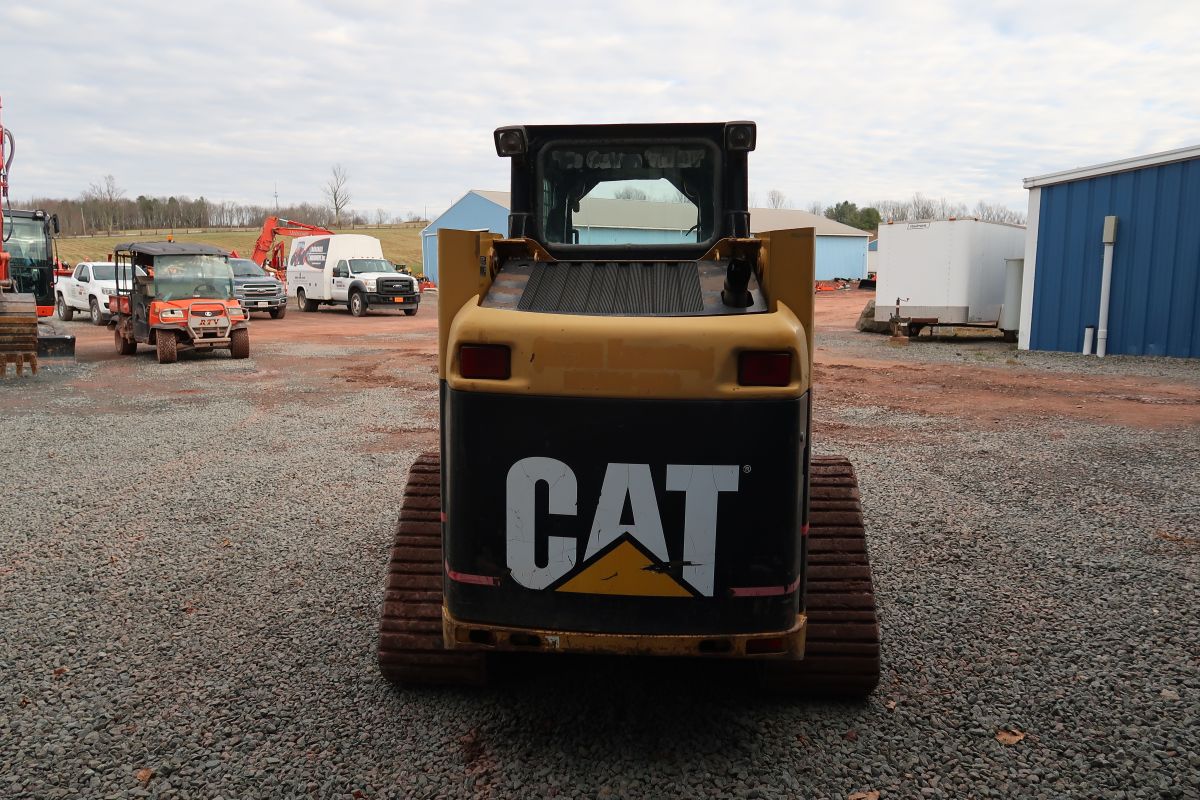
286, 234, 421, 316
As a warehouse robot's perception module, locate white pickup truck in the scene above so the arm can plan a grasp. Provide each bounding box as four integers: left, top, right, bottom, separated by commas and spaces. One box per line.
55, 261, 124, 325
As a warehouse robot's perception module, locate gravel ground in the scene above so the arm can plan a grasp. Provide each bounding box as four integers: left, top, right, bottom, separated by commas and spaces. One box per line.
1, 340, 1198, 799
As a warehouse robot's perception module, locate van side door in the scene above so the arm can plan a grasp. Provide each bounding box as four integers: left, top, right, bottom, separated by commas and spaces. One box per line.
331, 261, 350, 302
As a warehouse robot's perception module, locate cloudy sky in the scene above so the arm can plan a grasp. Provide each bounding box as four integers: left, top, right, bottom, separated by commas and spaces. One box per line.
4, 1, 1197, 219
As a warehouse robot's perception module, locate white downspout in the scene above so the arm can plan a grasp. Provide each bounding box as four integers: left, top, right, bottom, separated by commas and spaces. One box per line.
1096, 215, 1118, 358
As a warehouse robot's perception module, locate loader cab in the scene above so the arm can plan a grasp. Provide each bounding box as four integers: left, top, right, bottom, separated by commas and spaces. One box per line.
2, 208, 60, 316
499, 122, 754, 255
491, 122, 763, 311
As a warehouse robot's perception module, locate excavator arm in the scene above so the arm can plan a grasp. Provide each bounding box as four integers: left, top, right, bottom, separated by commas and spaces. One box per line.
250, 216, 334, 275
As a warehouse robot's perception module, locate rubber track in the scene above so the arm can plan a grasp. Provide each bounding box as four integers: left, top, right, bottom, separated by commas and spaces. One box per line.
377, 452, 487, 686
763, 455, 881, 697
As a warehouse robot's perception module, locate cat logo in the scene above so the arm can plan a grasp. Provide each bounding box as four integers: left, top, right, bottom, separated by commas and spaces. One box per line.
505, 457, 739, 597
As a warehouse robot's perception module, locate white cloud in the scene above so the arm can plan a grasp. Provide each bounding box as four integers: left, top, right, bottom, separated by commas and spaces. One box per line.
2, 0, 1196, 217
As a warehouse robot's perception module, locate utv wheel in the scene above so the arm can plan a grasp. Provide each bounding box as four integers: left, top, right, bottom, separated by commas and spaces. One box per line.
57, 295, 74, 321
297, 288, 319, 312
379, 452, 488, 687
230, 328, 250, 359
89, 298, 105, 325
155, 330, 178, 364
269, 305, 287, 319
349, 291, 368, 317
114, 328, 136, 355
403, 308, 417, 317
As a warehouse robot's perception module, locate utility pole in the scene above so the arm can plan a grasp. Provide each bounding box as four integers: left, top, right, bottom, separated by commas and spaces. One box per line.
274, 183, 279, 213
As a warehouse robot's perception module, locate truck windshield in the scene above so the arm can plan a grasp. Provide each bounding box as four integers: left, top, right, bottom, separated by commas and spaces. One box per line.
348, 259, 397, 274
538, 141, 717, 246
153, 255, 235, 301
2, 216, 49, 265
230, 259, 266, 277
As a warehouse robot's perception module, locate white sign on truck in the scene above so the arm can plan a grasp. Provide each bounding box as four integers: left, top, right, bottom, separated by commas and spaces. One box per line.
286, 234, 421, 317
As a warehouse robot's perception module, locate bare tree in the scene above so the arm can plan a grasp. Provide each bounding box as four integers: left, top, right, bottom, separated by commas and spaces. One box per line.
323, 164, 352, 226
973, 200, 1026, 224
767, 189, 790, 209
84, 174, 126, 232
613, 186, 648, 201
374, 208, 390, 225
806, 200, 824, 215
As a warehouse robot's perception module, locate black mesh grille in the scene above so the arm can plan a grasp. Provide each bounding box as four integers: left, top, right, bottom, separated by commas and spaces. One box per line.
516, 261, 703, 316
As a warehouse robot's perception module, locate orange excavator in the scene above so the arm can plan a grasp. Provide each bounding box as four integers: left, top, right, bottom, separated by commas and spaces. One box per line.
250, 216, 333, 279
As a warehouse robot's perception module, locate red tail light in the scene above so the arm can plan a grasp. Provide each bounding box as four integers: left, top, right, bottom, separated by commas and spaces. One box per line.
738, 351, 792, 386
746, 637, 786, 655
459, 344, 511, 380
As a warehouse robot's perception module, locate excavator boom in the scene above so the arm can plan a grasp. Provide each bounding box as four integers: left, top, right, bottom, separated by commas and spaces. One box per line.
250, 216, 334, 275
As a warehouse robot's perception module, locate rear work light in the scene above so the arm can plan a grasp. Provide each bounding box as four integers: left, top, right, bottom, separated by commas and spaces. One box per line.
738, 351, 792, 386
459, 344, 511, 380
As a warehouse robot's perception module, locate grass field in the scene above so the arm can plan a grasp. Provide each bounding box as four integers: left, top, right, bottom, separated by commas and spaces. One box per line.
55, 226, 425, 275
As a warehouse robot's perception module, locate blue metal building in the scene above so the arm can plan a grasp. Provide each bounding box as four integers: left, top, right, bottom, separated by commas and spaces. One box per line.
1019, 145, 1200, 358
422, 192, 869, 283
420, 191, 509, 283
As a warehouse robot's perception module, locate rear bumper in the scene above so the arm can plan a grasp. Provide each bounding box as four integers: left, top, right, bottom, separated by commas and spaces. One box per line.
238, 296, 287, 310
444, 607, 806, 658
366, 292, 420, 307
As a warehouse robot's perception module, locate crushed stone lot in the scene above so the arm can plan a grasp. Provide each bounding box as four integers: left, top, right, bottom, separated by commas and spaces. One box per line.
2, 293, 1198, 799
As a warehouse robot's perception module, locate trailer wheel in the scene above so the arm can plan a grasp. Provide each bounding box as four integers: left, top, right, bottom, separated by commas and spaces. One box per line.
349, 291, 368, 317
114, 328, 136, 355
155, 330, 178, 364
89, 298, 105, 326
403, 308, 417, 317
57, 295, 74, 321
230, 329, 250, 359
269, 305, 287, 319
297, 288, 319, 312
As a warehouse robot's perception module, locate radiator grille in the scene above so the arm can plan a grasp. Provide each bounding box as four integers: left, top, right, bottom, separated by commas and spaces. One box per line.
516, 261, 703, 316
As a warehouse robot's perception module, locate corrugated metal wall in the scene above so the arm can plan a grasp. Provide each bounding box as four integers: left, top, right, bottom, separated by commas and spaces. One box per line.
1030, 158, 1200, 357
814, 236, 868, 280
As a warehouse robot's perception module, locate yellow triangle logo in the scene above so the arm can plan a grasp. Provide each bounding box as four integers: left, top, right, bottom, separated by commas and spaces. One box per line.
556, 539, 693, 597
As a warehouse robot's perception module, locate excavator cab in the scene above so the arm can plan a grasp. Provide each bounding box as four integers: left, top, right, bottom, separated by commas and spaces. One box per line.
378, 122, 879, 695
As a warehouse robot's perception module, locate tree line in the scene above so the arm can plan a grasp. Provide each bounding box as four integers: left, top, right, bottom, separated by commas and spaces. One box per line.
23, 168, 425, 237
761, 190, 1026, 231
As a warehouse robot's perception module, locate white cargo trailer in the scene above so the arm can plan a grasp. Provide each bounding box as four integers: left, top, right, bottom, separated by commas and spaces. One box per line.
873, 219, 1026, 337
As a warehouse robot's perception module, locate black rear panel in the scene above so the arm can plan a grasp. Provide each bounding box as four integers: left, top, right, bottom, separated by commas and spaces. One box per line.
519, 260, 702, 315
481, 258, 767, 317
442, 387, 809, 635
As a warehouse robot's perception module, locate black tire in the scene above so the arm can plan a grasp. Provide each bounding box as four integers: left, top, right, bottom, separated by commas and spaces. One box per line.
56, 295, 74, 321
114, 328, 136, 355
379, 452, 488, 687
403, 308, 417, 316
297, 288, 319, 312
269, 305, 287, 319
155, 330, 178, 364
89, 298, 105, 326
349, 291, 368, 317
230, 328, 250, 359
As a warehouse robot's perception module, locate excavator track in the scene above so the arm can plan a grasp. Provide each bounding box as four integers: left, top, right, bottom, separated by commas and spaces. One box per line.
762, 455, 881, 697
377, 452, 487, 686
0, 292, 39, 376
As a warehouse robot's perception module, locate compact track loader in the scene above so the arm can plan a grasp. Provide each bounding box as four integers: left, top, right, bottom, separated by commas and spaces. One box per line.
378, 122, 879, 695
